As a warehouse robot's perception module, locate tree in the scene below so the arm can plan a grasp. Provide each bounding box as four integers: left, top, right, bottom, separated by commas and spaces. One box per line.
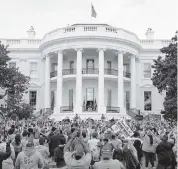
151, 32, 177, 122
0, 41, 32, 119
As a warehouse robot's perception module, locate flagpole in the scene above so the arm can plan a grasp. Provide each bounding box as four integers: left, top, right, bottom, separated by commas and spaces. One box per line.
90, 2, 92, 22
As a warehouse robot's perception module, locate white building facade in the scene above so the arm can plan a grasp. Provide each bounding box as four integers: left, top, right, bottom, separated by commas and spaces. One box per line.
0, 24, 169, 119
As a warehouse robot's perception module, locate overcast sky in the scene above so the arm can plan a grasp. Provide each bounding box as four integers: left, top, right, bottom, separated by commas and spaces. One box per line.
0, 0, 177, 39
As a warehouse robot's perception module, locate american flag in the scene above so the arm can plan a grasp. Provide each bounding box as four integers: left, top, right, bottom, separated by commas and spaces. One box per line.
91, 4, 97, 18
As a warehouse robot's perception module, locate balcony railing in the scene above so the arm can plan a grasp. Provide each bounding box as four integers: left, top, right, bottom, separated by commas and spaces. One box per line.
106, 106, 120, 113
123, 71, 131, 78
104, 69, 118, 76
63, 69, 76, 75
60, 106, 74, 113
50, 71, 57, 78
83, 105, 98, 112
82, 68, 99, 74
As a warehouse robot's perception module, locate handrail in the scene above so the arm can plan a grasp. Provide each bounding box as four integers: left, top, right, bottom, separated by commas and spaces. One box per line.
63, 69, 76, 75
104, 69, 118, 76
106, 106, 120, 113
82, 105, 98, 112
82, 68, 99, 74
60, 106, 73, 113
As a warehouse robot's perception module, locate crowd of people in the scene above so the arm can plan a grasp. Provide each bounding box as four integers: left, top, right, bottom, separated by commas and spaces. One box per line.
0, 115, 177, 169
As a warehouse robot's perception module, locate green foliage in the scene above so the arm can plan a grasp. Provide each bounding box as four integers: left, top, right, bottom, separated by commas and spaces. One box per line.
152, 32, 177, 122
0, 41, 33, 119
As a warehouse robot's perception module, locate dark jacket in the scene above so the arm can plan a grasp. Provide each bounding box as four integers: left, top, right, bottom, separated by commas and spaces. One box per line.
50, 133, 65, 151
156, 141, 173, 166
54, 145, 66, 168
113, 148, 124, 162
0, 143, 11, 169
133, 139, 142, 161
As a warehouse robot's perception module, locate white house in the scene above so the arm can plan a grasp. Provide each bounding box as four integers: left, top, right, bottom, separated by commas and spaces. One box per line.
0, 24, 169, 119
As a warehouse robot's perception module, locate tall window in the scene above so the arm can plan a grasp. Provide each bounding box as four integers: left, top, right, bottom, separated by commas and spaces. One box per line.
69, 61, 74, 74
86, 88, 94, 101
51, 91, 55, 110
69, 89, 73, 109
29, 91, 37, 109
124, 91, 130, 110
30, 62, 38, 77
107, 61, 111, 69
144, 63, 151, 78
144, 91, 152, 111
123, 64, 129, 73
107, 90, 112, 107
9, 62, 16, 68
51, 63, 57, 72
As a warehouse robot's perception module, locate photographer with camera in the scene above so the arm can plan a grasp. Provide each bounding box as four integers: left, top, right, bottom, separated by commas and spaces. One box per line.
64, 130, 91, 169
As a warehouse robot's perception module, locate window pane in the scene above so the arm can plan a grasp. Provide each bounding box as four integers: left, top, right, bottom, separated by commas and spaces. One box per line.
144, 63, 151, 78
144, 91, 152, 111
29, 91, 37, 109
107, 90, 112, 106
30, 62, 38, 77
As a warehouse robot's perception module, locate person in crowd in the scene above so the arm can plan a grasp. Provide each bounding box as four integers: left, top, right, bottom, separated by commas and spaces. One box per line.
0, 142, 11, 169
21, 130, 29, 150
54, 137, 66, 168
142, 128, 157, 169
36, 137, 50, 169
49, 129, 65, 159
15, 141, 43, 169
12, 134, 22, 161
109, 134, 119, 149
113, 139, 124, 162
132, 131, 143, 162
82, 131, 89, 144
93, 148, 125, 169
88, 132, 99, 151
101, 137, 114, 153
47, 126, 56, 158
0, 138, 15, 169
156, 135, 173, 169
64, 131, 91, 169
122, 139, 140, 169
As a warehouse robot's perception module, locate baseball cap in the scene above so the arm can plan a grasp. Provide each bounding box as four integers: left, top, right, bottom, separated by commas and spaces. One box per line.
101, 149, 112, 159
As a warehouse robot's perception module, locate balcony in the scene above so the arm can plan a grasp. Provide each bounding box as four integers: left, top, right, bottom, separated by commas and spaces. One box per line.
60, 106, 74, 113
50, 71, 57, 78
83, 105, 98, 112
104, 69, 118, 76
82, 68, 99, 74
106, 106, 120, 113
63, 69, 76, 75
123, 71, 131, 78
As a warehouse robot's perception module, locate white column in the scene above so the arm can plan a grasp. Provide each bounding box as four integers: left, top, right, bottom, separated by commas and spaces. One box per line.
130, 55, 136, 108
56, 51, 63, 112
98, 48, 105, 113
45, 55, 51, 109
117, 51, 125, 113
75, 49, 83, 113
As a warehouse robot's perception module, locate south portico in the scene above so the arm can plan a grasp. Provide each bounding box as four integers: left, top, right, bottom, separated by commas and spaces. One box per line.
43, 47, 137, 117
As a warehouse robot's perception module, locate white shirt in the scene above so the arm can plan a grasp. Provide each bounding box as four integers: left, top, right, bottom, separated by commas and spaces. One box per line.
88, 138, 99, 150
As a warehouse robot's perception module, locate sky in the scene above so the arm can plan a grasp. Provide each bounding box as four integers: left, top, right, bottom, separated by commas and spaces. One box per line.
0, 0, 177, 39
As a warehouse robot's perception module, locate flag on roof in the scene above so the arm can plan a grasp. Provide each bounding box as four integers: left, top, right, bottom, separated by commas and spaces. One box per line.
91, 4, 97, 18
